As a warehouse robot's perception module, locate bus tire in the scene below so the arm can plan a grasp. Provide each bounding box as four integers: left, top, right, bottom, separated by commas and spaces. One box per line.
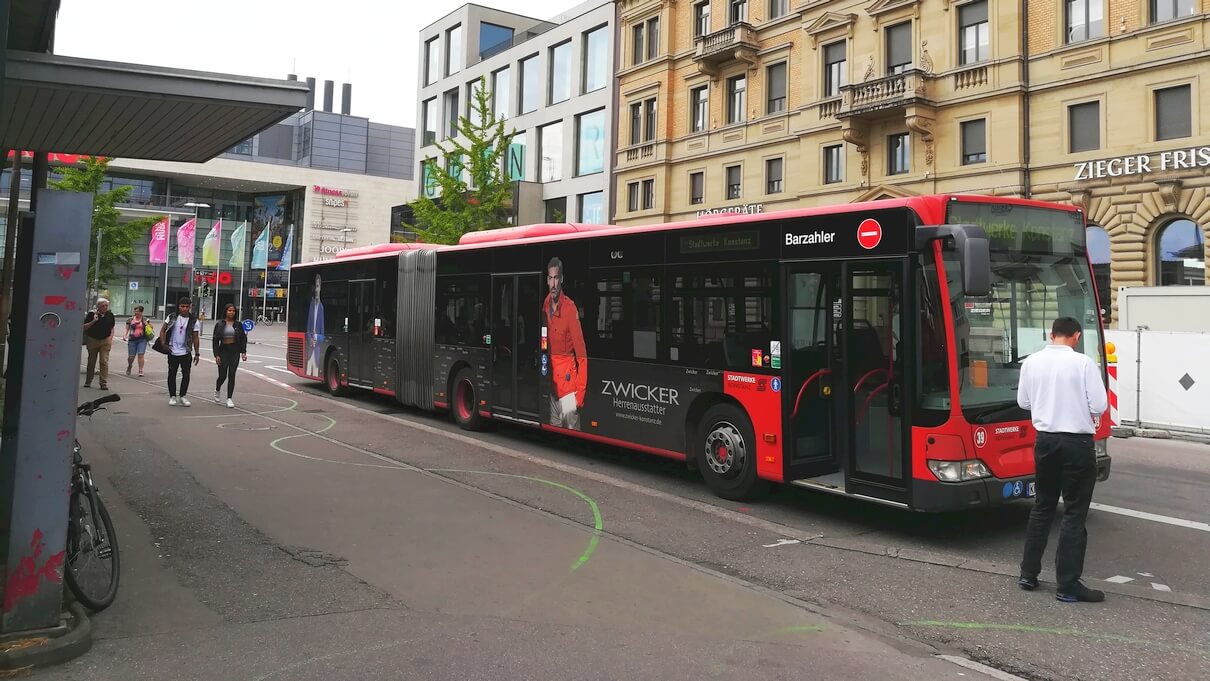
696, 403, 769, 501
325, 354, 346, 396
451, 368, 486, 431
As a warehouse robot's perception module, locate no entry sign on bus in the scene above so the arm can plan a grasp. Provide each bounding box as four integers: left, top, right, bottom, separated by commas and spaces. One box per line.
857, 219, 882, 250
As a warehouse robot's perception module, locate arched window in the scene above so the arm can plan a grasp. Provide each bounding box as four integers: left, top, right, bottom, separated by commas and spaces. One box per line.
1086, 224, 1111, 320
1156, 218, 1206, 286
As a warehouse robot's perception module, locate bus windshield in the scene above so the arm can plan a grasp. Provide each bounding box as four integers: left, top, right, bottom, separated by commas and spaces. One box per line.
942, 201, 1103, 422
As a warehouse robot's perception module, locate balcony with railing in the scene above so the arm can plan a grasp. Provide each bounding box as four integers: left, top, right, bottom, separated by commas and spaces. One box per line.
693, 22, 759, 77
836, 69, 932, 120
615, 140, 667, 169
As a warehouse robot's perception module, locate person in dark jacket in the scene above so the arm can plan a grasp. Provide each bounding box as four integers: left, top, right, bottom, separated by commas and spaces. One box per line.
212, 304, 248, 408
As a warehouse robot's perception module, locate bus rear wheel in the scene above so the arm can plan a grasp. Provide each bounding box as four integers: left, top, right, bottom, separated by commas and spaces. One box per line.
696, 404, 768, 501
451, 368, 486, 431
325, 355, 346, 396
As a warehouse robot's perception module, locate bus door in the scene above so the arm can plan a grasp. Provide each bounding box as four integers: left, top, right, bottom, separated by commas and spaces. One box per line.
490, 273, 542, 422
347, 279, 375, 385
843, 260, 910, 500
783, 262, 842, 481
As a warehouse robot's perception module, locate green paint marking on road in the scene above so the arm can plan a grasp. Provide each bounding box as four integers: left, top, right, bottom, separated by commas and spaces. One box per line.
900, 621, 1210, 658
431, 468, 603, 573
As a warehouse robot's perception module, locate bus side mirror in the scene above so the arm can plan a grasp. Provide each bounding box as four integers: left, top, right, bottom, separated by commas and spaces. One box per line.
916, 224, 991, 297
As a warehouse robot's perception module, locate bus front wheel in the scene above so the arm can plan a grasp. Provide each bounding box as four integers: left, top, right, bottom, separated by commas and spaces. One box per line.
325, 355, 346, 396
696, 404, 768, 501
451, 368, 486, 431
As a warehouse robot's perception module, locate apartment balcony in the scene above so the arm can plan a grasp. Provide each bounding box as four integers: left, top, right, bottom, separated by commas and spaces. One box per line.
693, 22, 759, 78
615, 140, 668, 170
837, 69, 933, 120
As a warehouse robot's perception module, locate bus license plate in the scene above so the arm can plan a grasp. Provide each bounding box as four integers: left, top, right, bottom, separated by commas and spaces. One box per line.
1026, 481, 1036, 497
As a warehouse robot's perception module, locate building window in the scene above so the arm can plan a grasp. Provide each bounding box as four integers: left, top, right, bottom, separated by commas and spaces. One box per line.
579, 192, 605, 224
480, 23, 514, 58
1068, 101, 1100, 152
538, 121, 563, 182
888, 133, 910, 175
629, 102, 643, 145
690, 171, 705, 205
627, 182, 640, 212
633, 17, 660, 65
629, 98, 656, 145
1065, 0, 1104, 44
824, 144, 844, 184
726, 165, 742, 199
584, 25, 609, 93
958, 1, 990, 65
823, 41, 847, 98
466, 80, 484, 127
1151, 0, 1195, 23
445, 25, 462, 76
519, 55, 539, 114
1087, 224, 1112, 321
1157, 218, 1205, 286
421, 98, 437, 146
507, 132, 526, 181
576, 109, 607, 176
550, 41, 572, 104
443, 88, 460, 139
886, 22, 912, 75
727, 74, 746, 124
765, 158, 783, 194
642, 179, 655, 210
545, 197, 567, 223
769, 0, 788, 20
491, 67, 510, 120
730, 0, 748, 24
691, 85, 709, 132
1155, 85, 1192, 141
766, 62, 787, 114
694, 1, 711, 37
961, 119, 987, 165
424, 37, 439, 86
644, 99, 657, 141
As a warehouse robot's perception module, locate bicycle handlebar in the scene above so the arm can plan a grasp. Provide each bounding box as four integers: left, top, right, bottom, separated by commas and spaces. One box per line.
77, 394, 121, 415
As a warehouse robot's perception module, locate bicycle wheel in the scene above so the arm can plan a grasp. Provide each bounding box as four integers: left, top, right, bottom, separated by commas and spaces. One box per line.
64, 488, 120, 611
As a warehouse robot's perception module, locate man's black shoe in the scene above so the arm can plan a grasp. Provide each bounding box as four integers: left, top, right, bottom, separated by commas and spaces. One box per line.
1017, 576, 1039, 591
1056, 582, 1105, 603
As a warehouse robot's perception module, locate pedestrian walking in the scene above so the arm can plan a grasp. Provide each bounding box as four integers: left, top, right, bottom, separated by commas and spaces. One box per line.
123, 305, 152, 377
159, 296, 200, 407
83, 297, 116, 390
1016, 316, 1109, 603
212, 304, 248, 408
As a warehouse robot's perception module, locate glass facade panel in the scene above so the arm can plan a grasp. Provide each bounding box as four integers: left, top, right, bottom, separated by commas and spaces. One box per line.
550, 41, 573, 104
584, 26, 609, 93
539, 121, 564, 182
577, 109, 607, 176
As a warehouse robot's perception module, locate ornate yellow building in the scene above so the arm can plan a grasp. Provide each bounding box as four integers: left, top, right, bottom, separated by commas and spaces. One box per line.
611, 0, 1208, 320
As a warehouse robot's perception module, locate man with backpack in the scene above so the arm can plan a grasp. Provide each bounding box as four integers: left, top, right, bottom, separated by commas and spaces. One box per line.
160, 296, 201, 406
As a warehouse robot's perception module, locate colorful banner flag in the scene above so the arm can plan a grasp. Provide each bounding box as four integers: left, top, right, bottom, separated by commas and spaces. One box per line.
229, 221, 248, 268
201, 218, 223, 267
176, 218, 196, 265
250, 226, 269, 270
148, 217, 170, 264
276, 225, 294, 270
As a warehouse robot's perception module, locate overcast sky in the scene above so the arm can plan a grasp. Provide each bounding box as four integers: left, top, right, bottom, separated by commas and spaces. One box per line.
55, 0, 576, 129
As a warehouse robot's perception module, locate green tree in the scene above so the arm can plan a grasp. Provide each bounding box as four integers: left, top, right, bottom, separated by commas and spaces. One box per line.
411, 76, 517, 245
50, 157, 163, 290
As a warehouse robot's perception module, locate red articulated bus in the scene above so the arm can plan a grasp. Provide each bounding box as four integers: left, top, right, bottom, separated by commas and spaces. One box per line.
286, 195, 1111, 511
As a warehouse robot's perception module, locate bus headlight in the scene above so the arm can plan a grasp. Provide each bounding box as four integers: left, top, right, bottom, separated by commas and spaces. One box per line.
1095, 439, 1108, 458
928, 459, 992, 482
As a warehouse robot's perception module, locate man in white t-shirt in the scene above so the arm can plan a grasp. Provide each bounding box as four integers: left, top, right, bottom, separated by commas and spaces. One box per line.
160, 296, 201, 406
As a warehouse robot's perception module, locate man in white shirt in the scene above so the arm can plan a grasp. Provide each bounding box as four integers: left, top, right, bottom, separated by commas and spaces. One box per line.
1016, 316, 1108, 603
160, 296, 201, 407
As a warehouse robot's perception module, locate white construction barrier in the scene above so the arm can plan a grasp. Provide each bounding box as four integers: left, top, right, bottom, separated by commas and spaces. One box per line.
1104, 329, 1210, 434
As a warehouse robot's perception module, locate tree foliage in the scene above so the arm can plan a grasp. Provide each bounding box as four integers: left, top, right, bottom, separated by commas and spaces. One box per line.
50, 157, 163, 289
410, 76, 517, 245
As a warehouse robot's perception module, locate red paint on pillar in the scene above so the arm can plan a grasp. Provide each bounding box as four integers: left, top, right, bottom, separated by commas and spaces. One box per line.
1, 529, 66, 613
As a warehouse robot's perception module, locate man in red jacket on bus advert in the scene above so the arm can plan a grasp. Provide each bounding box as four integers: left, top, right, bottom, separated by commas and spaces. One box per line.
543, 257, 588, 430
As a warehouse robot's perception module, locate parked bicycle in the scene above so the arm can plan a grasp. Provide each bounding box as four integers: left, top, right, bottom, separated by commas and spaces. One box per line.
255, 313, 274, 326
66, 394, 121, 611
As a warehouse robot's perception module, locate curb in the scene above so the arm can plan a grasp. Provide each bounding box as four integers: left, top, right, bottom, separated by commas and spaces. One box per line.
0, 602, 92, 672
1112, 427, 1210, 446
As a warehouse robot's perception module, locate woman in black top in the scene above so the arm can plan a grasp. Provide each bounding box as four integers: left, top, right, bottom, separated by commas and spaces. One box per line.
212, 304, 248, 408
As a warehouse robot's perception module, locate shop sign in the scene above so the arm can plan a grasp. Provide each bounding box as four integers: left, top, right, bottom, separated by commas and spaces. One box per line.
1074, 146, 1210, 181
312, 185, 358, 198
696, 203, 765, 218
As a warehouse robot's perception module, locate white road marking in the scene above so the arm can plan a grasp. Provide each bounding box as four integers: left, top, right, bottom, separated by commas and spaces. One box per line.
762, 539, 801, 548
242, 368, 298, 393
1138, 572, 1155, 577
1152, 583, 1172, 592
937, 655, 1028, 681
1104, 575, 1134, 584
265, 365, 295, 375
1090, 502, 1210, 532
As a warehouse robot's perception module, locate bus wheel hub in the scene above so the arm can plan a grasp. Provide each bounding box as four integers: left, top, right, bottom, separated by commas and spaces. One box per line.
705, 423, 745, 476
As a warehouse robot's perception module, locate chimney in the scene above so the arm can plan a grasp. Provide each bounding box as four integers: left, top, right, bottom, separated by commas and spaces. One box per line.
323, 80, 335, 112
305, 77, 316, 110
341, 83, 352, 115
287, 73, 298, 81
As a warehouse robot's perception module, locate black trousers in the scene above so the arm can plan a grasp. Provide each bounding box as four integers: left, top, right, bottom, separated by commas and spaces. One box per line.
1020, 431, 1097, 590
215, 345, 241, 398
168, 354, 193, 397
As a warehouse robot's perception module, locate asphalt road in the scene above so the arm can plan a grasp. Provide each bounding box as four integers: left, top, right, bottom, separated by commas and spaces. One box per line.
42, 332, 1210, 680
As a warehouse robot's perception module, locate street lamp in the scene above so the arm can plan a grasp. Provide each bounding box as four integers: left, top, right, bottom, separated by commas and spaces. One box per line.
181, 202, 210, 317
